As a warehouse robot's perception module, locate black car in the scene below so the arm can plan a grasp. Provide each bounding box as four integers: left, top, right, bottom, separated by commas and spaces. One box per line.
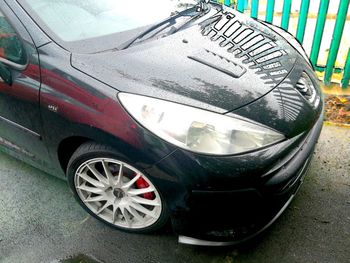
0, 0, 323, 245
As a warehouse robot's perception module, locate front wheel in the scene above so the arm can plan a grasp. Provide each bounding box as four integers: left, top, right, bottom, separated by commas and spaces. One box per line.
67, 142, 168, 233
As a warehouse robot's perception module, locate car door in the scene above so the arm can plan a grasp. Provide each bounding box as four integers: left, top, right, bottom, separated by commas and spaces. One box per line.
0, 3, 51, 169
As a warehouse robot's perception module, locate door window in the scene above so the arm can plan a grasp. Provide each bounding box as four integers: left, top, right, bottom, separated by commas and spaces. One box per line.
0, 10, 26, 65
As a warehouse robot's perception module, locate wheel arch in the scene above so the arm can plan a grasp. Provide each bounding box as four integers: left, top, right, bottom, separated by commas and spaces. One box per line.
57, 136, 91, 174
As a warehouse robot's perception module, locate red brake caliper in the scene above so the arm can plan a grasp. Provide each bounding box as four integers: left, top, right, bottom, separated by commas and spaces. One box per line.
135, 175, 154, 200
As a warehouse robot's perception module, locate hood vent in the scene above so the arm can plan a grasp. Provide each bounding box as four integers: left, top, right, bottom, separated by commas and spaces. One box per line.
200, 9, 291, 86
188, 49, 246, 78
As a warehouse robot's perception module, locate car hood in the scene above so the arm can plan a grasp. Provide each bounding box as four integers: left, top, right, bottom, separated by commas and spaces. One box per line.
71, 5, 302, 114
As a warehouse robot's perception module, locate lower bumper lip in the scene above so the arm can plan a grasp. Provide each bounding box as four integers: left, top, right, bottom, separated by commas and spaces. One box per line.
178, 155, 311, 246
178, 192, 295, 247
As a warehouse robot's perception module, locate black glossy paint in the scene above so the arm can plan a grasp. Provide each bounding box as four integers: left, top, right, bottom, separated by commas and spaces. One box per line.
0, 1, 323, 242
71, 8, 301, 114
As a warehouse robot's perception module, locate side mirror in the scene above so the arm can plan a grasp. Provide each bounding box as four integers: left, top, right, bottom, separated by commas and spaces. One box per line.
0, 62, 12, 86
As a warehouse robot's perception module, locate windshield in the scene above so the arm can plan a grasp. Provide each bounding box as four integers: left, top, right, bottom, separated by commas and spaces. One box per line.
22, 0, 197, 42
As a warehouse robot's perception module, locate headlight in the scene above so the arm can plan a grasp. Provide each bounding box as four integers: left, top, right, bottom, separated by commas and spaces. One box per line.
119, 93, 285, 155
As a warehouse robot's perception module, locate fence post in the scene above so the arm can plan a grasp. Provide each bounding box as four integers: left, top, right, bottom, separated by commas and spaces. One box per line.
309, 0, 330, 68
237, 0, 245, 12
251, 0, 259, 18
296, 0, 310, 44
324, 0, 350, 85
281, 0, 292, 30
341, 49, 350, 89
265, 0, 275, 23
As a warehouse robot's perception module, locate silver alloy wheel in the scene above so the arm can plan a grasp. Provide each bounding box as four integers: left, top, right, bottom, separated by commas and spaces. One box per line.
74, 158, 162, 229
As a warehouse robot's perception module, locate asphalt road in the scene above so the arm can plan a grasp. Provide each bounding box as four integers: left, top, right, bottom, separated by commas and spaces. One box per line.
0, 125, 349, 263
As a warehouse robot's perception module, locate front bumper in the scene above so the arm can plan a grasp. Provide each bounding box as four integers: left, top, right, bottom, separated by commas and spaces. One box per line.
145, 110, 323, 245
178, 155, 311, 246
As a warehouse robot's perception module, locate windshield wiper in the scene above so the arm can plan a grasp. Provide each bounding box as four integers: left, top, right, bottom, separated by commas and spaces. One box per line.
160, 6, 210, 38
118, 5, 208, 50
196, 0, 210, 12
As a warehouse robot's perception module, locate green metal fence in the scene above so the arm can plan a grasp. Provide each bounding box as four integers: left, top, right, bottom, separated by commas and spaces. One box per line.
218, 0, 350, 89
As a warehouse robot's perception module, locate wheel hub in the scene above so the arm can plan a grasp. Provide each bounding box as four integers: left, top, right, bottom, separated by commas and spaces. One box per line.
113, 188, 125, 199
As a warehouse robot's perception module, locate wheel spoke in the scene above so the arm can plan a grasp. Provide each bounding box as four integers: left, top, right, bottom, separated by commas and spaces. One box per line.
102, 160, 114, 184
79, 172, 104, 188
77, 184, 103, 194
84, 195, 106, 203
97, 202, 111, 215
121, 173, 141, 190
131, 196, 160, 207
112, 204, 119, 223
86, 164, 108, 185
125, 205, 144, 222
121, 207, 132, 227
116, 163, 123, 185
129, 202, 156, 218
127, 186, 154, 196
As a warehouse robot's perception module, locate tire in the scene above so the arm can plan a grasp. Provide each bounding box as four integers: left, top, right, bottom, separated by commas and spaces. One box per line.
67, 141, 169, 233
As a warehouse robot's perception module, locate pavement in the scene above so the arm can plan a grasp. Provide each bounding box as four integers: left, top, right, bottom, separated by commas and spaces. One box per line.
0, 124, 349, 263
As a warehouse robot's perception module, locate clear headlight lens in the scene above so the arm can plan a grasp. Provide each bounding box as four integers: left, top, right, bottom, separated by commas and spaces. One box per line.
119, 93, 285, 155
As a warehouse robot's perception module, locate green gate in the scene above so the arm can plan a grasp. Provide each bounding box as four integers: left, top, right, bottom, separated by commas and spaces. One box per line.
217, 0, 350, 89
